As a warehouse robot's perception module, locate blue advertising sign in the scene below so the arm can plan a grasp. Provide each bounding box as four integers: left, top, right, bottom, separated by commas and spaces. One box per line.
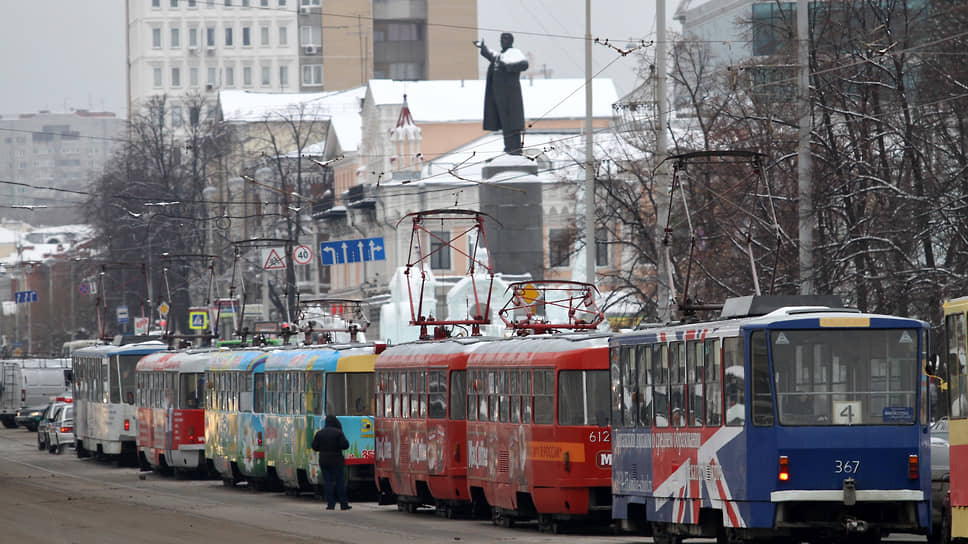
14, 290, 38, 304
319, 237, 386, 266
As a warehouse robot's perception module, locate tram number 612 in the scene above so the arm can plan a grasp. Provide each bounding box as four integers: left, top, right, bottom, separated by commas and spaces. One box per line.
834, 460, 860, 474
589, 430, 610, 443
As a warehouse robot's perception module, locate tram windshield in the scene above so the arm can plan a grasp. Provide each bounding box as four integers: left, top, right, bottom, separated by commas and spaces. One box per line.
770, 328, 919, 426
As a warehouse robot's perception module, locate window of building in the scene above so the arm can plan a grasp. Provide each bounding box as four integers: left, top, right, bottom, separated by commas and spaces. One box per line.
152, 0, 160, 7
242, 0, 250, 6
429, 231, 450, 270
225, 26, 233, 46
278, 65, 288, 87
206, 26, 215, 47
751, 2, 794, 56
300, 25, 320, 46
152, 27, 162, 48
278, 0, 285, 5
388, 62, 421, 80
302, 64, 322, 86
152, 67, 162, 87
225, 0, 232, 6
261, 65, 270, 86
225, 66, 235, 86
170, 27, 180, 48
190, 67, 199, 86
189, 27, 198, 47
188, 0, 197, 7
260, 25, 270, 46
242, 26, 251, 46
261, 0, 268, 5
243, 65, 252, 86
170, 0, 178, 7
171, 66, 181, 87
171, 105, 183, 127
596, 227, 609, 266
278, 25, 288, 46
301, 0, 320, 5
549, 228, 571, 267
207, 67, 217, 86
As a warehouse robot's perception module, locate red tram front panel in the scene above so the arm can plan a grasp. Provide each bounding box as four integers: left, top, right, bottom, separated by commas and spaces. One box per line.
465, 334, 612, 523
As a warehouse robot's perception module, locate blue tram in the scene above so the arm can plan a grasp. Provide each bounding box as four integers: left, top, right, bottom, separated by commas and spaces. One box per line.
610, 296, 932, 543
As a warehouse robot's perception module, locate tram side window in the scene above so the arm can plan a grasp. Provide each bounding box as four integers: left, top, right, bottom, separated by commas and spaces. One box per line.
509, 369, 521, 423
751, 331, 774, 426
533, 368, 554, 424
181, 373, 200, 408
429, 370, 446, 418
326, 372, 373, 416
558, 370, 610, 426
611, 348, 624, 427
670, 342, 686, 427
121, 357, 137, 405
309, 371, 323, 415
619, 346, 635, 427
499, 369, 509, 423
411, 371, 422, 418
488, 370, 499, 422
724, 337, 745, 426
448, 370, 466, 420
948, 313, 967, 419
704, 339, 723, 426
392, 372, 401, 418
253, 373, 265, 413
466, 369, 478, 421
687, 340, 703, 427
522, 369, 532, 424
419, 370, 428, 418
653, 344, 669, 427
638, 345, 653, 426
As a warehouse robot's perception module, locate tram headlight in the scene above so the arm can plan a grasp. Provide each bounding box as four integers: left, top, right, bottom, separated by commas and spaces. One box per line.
908, 454, 919, 480
778, 455, 790, 482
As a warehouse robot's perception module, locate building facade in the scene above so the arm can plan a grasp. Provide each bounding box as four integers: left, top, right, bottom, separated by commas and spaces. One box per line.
0, 111, 125, 225
126, 0, 477, 121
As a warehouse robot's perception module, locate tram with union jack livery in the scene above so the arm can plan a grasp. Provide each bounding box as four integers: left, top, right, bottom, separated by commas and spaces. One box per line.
610, 295, 932, 543
135, 349, 214, 477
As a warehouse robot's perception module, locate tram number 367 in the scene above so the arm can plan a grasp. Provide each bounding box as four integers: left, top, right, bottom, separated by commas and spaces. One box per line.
834, 460, 860, 474
588, 430, 610, 443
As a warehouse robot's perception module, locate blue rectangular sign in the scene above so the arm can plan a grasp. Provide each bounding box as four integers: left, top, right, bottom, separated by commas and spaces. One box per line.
319, 237, 386, 266
14, 290, 38, 304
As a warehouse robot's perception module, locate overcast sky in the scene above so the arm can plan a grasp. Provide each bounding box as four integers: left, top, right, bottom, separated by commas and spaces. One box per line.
0, 0, 677, 119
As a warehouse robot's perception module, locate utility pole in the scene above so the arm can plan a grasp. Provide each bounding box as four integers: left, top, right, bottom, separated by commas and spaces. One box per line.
583, 0, 596, 285
797, 0, 814, 294
655, 0, 671, 321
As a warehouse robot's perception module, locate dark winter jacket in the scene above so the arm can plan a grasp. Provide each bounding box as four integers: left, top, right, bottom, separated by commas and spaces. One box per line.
312, 414, 349, 468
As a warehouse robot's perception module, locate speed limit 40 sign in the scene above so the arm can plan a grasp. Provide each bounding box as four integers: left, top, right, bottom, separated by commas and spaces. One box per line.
293, 244, 313, 266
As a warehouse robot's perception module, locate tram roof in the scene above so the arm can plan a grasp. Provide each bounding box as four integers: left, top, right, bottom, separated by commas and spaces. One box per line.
264, 345, 375, 371
72, 340, 167, 358
206, 348, 272, 371
137, 349, 221, 373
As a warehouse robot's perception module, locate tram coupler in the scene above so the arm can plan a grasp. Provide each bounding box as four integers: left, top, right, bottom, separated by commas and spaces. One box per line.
842, 477, 856, 506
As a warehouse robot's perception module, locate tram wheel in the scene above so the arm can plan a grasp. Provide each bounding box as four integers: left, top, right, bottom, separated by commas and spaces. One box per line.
406, 502, 418, 514
222, 477, 235, 488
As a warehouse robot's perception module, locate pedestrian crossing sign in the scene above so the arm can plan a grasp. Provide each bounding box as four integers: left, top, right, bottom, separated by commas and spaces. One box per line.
189, 309, 209, 330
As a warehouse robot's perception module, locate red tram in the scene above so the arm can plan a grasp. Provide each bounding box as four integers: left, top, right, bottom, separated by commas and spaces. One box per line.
135, 349, 212, 477
374, 337, 497, 517
465, 332, 613, 532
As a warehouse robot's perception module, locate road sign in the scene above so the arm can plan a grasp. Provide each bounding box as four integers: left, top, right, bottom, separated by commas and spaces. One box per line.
116, 305, 129, 324
188, 309, 209, 330
262, 247, 287, 270
517, 284, 541, 305
14, 290, 38, 304
78, 282, 91, 295
293, 244, 313, 265
157, 301, 170, 316
319, 237, 386, 266
215, 298, 239, 314
134, 317, 150, 335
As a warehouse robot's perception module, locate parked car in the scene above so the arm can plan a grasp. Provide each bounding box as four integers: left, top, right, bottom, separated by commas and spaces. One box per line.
37, 397, 72, 451
47, 401, 74, 454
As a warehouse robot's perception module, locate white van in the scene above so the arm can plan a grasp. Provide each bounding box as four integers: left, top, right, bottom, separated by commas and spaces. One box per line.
0, 358, 72, 428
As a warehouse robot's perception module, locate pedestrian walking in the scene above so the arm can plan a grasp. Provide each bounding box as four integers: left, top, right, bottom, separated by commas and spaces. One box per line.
311, 414, 351, 510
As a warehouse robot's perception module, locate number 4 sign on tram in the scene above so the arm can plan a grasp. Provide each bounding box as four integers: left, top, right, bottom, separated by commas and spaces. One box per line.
293, 244, 313, 266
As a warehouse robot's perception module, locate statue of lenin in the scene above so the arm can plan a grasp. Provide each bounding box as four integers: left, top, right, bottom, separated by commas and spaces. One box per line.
475, 33, 529, 155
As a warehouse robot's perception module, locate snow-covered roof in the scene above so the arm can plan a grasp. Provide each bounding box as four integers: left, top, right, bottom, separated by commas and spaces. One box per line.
219, 87, 365, 123
367, 78, 619, 123
330, 112, 362, 152
0, 224, 94, 265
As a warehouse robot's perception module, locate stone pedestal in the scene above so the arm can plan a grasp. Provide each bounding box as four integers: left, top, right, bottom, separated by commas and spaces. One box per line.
481, 154, 539, 180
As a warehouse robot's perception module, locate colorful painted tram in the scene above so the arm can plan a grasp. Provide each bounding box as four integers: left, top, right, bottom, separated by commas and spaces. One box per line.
944, 296, 968, 543
610, 296, 932, 543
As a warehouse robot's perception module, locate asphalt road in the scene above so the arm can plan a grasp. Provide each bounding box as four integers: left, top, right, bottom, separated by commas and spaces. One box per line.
0, 426, 648, 544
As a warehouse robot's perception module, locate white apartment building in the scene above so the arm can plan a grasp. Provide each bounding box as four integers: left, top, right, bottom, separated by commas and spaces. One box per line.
126, 0, 302, 121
